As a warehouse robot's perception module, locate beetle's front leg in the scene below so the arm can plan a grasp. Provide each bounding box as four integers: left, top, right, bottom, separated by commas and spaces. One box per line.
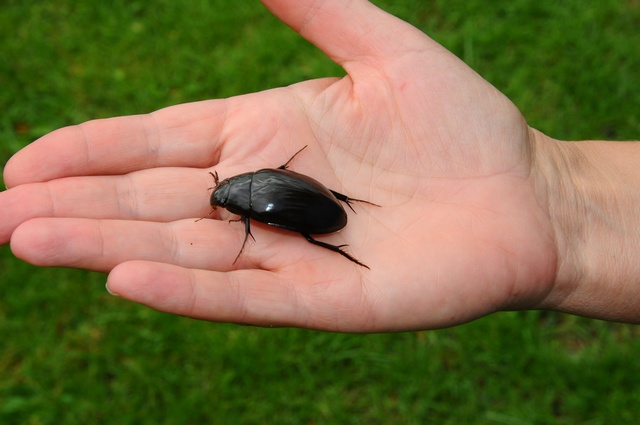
230, 216, 255, 264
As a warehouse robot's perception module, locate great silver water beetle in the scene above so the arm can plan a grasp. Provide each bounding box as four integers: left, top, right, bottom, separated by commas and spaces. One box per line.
208, 146, 378, 268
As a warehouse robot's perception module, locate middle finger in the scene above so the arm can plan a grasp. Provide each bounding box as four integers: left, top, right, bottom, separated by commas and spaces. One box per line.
0, 166, 213, 243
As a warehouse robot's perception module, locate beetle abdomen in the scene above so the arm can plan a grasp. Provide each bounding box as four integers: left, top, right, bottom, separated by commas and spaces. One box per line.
249, 169, 347, 234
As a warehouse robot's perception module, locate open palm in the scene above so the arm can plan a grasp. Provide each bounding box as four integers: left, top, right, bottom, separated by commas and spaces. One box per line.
2, 0, 558, 331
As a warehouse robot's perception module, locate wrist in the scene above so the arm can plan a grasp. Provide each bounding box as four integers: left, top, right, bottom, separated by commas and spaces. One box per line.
532, 129, 640, 322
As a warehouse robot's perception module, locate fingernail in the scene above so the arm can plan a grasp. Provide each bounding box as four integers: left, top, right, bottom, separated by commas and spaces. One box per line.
105, 282, 119, 297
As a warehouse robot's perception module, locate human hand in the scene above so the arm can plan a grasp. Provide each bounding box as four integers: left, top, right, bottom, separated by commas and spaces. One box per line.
1, 0, 560, 331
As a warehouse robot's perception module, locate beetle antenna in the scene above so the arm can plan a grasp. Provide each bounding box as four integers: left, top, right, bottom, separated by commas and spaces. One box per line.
195, 208, 215, 222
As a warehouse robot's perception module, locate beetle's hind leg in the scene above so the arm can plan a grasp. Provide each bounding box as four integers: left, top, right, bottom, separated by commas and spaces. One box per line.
329, 190, 380, 213
301, 233, 369, 269
230, 216, 255, 264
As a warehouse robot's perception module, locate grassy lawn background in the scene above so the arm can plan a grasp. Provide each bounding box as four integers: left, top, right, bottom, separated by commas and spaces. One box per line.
1, 1, 639, 423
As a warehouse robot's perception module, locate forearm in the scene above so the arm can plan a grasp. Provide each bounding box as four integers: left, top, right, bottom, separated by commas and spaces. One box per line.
532, 129, 640, 322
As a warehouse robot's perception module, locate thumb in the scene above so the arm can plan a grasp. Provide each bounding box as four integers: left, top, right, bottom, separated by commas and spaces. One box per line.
260, 0, 438, 70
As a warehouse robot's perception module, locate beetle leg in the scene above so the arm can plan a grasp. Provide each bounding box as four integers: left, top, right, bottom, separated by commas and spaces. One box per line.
279, 145, 308, 170
208, 171, 219, 187
229, 217, 256, 241
232, 217, 255, 264
300, 233, 370, 269
329, 190, 381, 213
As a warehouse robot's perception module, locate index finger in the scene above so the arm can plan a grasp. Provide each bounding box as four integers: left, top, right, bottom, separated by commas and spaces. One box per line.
3, 100, 226, 188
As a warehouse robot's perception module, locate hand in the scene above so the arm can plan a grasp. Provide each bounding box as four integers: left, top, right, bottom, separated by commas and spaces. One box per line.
1, 0, 559, 331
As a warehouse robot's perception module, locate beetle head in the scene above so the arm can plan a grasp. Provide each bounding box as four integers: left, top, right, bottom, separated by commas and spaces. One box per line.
209, 171, 229, 209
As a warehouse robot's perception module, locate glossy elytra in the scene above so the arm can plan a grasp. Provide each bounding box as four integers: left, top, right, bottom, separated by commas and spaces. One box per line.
208, 146, 379, 268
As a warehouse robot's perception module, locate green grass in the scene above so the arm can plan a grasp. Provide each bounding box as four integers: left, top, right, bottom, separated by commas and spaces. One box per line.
1, 0, 640, 423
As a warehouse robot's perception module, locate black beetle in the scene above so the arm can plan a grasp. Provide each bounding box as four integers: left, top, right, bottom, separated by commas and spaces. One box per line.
208, 146, 378, 268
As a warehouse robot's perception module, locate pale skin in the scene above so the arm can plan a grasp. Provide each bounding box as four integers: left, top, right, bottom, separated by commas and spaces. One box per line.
1, 0, 639, 331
